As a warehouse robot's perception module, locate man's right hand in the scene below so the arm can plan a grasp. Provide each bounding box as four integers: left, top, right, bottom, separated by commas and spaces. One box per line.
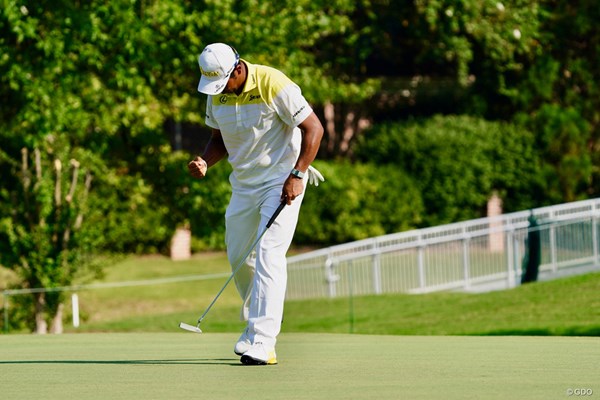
188, 156, 208, 179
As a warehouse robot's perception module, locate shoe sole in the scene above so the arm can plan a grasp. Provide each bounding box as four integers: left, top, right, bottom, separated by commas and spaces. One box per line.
240, 355, 277, 365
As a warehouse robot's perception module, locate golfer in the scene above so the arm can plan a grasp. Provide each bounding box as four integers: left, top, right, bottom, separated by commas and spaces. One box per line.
188, 43, 324, 365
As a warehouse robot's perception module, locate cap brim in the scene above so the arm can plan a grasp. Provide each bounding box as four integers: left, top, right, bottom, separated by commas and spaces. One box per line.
198, 76, 228, 95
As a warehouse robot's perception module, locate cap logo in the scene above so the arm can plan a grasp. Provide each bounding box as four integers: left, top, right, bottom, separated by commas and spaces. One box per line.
200, 66, 220, 77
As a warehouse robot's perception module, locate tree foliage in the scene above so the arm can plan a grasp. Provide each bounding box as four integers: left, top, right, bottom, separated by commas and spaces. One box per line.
518, 0, 600, 197
355, 115, 542, 225
0, 137, 102, 333
296, 160, 423, 244
1, 0, 600, 332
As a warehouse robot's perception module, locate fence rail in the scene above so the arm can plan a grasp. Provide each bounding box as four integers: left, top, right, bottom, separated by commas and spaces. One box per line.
4, 199, 600, 332
1, 273, 230, 333
285, 198, 600, 300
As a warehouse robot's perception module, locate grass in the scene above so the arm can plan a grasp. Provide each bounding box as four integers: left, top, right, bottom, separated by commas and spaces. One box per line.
74, 253, 236, 323
20, 253, 596, 336
283, 272, 600, 336
3, 252, 600, 336
3, 254, 599, 399
1, 333, 598, 400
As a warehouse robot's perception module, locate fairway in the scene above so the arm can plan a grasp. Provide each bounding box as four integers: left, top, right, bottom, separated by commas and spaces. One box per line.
1, 333, 598, 399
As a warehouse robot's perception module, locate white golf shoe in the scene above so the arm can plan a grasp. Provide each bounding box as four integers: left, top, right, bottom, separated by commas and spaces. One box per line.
240, 342, 277, 365
234, 328, 251, 356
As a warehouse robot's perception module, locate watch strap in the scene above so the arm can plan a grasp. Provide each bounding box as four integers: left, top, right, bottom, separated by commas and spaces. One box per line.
290, 168, 305, 179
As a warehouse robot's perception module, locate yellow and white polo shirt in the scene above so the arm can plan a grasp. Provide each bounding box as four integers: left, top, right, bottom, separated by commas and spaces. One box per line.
204, 59, 313, 189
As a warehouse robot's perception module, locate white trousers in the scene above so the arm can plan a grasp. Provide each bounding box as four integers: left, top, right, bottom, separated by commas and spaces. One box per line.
225, 179, 304, 348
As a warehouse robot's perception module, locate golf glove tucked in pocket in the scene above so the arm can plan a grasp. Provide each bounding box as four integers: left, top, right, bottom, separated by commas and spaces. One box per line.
307, 165, 325, 186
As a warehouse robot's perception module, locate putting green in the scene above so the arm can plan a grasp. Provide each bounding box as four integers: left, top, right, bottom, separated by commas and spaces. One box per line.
1, 333, 598, 399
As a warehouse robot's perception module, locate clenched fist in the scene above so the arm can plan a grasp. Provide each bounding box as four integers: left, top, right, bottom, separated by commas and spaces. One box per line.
188, 156, 208, 179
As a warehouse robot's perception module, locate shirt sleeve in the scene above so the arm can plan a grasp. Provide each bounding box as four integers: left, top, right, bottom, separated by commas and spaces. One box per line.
204, 97, 219, 129
271, 81, 313, 128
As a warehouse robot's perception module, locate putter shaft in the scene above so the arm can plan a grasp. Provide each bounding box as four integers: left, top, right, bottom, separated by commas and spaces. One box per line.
191, 201, 286, 327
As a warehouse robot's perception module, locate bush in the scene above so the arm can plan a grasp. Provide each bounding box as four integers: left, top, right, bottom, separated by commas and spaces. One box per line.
517, 104, 592, 204
354, 115, 542, 226
86, 149, 232, 253
295, 160, 423, 245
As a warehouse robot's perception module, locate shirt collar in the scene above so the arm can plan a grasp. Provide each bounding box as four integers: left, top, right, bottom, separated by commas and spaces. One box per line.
240, 59, 257, 93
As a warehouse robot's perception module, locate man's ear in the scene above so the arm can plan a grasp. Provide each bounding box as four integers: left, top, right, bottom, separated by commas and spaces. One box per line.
232, 64, 241, 77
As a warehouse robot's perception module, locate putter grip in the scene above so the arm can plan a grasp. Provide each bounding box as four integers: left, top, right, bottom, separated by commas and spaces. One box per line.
266, 201, 286, 228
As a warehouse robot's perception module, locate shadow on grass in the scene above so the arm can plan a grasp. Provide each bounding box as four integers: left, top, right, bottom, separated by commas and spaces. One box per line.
474, 328, 553, 336
474, 326, 600, 336
0, 358, 241, 366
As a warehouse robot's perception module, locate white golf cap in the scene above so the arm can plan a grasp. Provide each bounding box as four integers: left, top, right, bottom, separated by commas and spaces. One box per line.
197, 43, 239, 95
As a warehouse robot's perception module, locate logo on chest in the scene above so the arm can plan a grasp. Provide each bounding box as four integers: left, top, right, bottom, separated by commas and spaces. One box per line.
249, 94, 261, 102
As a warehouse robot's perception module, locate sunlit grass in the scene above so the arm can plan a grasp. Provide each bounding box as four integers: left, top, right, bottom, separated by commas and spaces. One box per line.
54, 253, 600, 337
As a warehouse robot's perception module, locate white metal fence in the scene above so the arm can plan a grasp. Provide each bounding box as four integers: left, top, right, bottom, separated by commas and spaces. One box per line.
285, 198, 600, 300
4, 199, 600, 332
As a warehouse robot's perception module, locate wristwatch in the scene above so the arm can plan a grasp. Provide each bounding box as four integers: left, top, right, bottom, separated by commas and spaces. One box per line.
290, 168, 305, 179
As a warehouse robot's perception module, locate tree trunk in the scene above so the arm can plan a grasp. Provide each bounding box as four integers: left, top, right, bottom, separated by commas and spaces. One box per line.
34, 292, 48, 334
50, 303, 64, 334
323, 101, 337, 155
319, 101, 371, 159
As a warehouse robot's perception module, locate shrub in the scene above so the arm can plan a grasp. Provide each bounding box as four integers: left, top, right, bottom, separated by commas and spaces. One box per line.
295, 160, 423, 245
354, 115, 542, 226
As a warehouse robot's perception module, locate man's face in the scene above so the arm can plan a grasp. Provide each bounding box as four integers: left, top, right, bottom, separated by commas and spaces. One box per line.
221, 64, 242, 94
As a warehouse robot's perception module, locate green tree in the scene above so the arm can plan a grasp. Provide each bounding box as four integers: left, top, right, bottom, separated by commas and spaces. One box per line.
0, 0, 367, 329
513, 0, 600, 199
517, 105, 592, 203
187, 0, 381, 158
3, 0, 600, 334
0, 138, 101, 333
0, 0, 206, 330
354, 115, 542, 225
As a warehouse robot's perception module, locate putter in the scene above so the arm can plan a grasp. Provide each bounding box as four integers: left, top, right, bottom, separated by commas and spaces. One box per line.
179, 201, 286, 334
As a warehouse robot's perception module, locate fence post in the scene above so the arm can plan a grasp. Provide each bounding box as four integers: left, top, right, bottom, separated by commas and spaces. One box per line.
506, 227, 515, 288
72, 293, 80, 328
325, 256, 338, 298
549, 209, 558, 272
348, 261, 354, 334
3, 293, 9, 334
512, 229, 522, 287
549, 225, 558, 272
593, 215, 599, 265
372, 239, 382, 295
418, 243, 426, 291
462, 237, 471, 290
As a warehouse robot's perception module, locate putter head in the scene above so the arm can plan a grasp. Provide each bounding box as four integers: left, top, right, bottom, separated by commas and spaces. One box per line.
179, 322, 203, 333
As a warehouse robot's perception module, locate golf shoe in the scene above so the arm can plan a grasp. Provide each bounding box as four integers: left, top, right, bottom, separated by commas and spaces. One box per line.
240, 342, 277, 365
